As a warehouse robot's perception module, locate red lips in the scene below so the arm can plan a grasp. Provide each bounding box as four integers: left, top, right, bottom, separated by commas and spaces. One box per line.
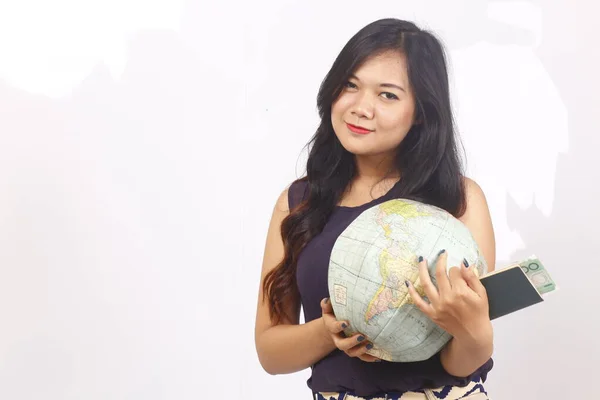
346, 123, 373, 134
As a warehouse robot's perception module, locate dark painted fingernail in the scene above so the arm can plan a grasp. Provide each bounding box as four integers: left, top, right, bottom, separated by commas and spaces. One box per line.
341, 322, 348, 329
357, 335, 365, 342
438, 249, 446, 256
375, 359, 382, 362
405, 280, 409, 287
323, 298, 328, 303
366, 343, 373, 350
463, 258, 469, 268
418, 256, 423, 262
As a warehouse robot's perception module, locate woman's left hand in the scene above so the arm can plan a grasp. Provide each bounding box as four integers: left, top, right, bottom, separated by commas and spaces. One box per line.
406, 250, 492, 346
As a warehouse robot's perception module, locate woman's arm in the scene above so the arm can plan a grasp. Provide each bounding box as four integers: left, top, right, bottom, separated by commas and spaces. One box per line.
440, 177, 496, 377
407, 177, 497, 378
256, 317, 336, 375
439, 323, 494, 377
254, 188, 336, 375
459, 177, 496, 275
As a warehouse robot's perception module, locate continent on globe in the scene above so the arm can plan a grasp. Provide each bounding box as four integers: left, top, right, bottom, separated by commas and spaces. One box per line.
364, 249, 423, 323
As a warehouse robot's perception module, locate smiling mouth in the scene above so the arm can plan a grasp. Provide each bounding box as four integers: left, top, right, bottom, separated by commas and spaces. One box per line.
346, 123, 373, 134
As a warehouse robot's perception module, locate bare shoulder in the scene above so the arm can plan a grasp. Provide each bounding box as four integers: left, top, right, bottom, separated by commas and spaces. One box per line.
462, 177, 487, 208
265, 185, 292, 259
271, 177, 308, 228
460, 177, 496, 272
274, 186, 291, 215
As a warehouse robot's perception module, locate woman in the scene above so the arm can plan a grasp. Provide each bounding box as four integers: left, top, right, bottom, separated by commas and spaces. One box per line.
255, 18, 496, 400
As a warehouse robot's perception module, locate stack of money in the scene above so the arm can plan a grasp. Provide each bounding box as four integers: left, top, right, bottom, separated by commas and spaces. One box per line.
518, 255, 557, 295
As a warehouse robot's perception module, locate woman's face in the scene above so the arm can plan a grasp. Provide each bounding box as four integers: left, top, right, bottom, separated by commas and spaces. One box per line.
331, 50, 418, 158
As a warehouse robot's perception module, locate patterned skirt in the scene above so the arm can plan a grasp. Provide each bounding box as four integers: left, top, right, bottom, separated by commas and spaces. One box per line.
313, 377, 489, 400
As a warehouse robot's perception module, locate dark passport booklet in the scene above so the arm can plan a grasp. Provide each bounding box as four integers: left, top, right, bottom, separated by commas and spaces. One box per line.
480, 264, 544, 320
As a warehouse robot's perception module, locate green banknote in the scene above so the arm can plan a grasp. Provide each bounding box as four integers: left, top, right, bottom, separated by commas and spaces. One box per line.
518, 255, 557, 295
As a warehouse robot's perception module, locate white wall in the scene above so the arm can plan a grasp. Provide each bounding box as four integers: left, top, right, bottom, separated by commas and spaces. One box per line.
0, 1, 597, 399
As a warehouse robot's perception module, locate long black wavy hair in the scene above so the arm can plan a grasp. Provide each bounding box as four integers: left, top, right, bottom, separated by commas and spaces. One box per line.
264, 18, 467, 323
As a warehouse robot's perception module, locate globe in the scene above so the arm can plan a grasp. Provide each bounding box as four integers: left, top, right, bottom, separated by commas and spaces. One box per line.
327, 198, 488, 362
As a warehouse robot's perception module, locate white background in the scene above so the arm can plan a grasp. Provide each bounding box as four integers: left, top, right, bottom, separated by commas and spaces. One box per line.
0, 1, 598, 399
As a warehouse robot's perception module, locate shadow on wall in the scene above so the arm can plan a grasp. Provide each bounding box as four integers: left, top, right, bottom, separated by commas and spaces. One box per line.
465, 1, 598, 399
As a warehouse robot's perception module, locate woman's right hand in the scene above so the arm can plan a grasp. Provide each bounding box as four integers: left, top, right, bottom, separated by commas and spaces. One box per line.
320, 298, 381, 362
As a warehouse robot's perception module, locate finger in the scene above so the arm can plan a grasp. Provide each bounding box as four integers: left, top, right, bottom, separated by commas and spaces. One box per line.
461, 260, 488, 299
344, 338, 374, 358
321, 298, 349, 333
321, 297, 333, 314
325, 317, 349, 334
336, 332, 369, 352
434, 249, 452, 294
406, 280, 434, 316
358, 354, 382, 362
448, 265, 467, 290
417, 256, 439, 304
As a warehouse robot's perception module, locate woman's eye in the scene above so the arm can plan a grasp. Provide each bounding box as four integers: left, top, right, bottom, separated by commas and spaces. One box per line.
381, 92, 399, 100
344, 81, 357, 89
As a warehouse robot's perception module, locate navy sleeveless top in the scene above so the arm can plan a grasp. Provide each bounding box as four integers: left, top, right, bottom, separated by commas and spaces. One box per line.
289, 179, 493, 397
